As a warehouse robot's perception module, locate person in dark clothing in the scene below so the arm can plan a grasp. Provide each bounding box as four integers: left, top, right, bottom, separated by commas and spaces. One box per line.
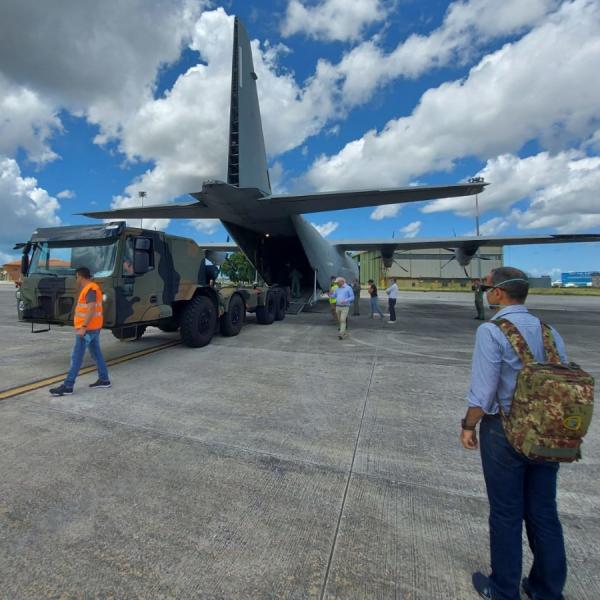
367, 279, 384, 318
472, 278, 486, 320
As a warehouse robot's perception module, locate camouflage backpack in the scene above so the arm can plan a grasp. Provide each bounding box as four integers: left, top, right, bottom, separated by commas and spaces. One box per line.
494, 318, 594, 462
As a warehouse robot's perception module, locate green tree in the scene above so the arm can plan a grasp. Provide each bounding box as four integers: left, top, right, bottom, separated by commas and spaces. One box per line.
221, 252, 255, 283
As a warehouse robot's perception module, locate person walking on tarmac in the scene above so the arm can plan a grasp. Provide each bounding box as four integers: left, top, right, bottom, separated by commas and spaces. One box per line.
351, 279, 361, 316
50, 267, 111, 396
472, 278, 486, 320
328, 276, 338, 323
332, 277, 354, 339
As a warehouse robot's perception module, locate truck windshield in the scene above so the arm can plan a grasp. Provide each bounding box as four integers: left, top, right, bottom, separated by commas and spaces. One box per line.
28, 241, 118, 278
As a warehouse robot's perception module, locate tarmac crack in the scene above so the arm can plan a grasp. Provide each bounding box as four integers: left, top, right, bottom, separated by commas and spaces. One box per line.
319, 353, 378, 600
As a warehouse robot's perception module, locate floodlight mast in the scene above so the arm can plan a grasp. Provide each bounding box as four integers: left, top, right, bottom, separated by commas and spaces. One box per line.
469, 177, 485, 280
138, 191, 146, 229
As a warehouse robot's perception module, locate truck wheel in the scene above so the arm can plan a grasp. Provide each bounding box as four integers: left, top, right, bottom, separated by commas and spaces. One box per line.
180, 295, 217, 348
256, 291, 276, 325
220, 294, 245, 337
158, 318, 179, 332
274, 291, 286, 321
112, 325, 147, 341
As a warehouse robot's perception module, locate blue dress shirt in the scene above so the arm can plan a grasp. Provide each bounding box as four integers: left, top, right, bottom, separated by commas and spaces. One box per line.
333, 283, 355, 306
467, 305, 568, 414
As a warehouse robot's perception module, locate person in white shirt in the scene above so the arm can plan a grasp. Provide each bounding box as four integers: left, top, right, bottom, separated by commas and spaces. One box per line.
385, 278, 399, 323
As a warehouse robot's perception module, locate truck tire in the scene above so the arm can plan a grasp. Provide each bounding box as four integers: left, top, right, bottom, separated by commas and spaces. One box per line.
220, 294, 245, 337
112, 325, 147, 341
180, 295, 217, 348
158, 318, 179, 332
256, 291, 276, 325
274, 290, 286, 321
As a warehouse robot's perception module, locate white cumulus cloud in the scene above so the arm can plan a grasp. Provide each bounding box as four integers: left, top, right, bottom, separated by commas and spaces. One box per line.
370, 204, 402, 220
281, 0, 388, 42
400, 221, 422, 238
311, 221, 339, 237
304, 0, 600, 197
0, 156, 61, 254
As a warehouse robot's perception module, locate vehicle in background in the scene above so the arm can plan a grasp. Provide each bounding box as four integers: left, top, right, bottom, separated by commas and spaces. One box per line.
15, 222, 287, 348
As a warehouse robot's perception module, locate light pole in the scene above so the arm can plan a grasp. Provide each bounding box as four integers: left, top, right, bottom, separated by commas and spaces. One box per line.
138, 191, 146, 229
468, 177, 485, 279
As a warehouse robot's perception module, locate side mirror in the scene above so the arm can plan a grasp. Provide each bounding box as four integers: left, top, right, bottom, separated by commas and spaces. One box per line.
135, 237, 151, 251
20, 252, 29, 275
134, 251, 150, 274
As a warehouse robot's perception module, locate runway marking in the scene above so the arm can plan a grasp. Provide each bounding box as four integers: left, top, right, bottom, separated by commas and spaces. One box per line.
0, 340, 181, 401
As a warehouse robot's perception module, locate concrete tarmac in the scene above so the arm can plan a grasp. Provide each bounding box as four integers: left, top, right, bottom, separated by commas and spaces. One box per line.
1, 282, 599, 599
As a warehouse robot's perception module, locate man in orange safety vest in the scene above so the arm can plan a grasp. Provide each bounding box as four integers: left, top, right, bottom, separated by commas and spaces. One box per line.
50, 267, 111, 396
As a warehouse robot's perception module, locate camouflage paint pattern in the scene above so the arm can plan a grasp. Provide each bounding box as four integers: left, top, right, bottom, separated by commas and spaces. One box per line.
18, 225, 266, 332
494, 318, 595, 462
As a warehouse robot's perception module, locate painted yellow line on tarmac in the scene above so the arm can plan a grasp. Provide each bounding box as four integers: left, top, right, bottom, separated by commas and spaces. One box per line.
0, 340, 181, 401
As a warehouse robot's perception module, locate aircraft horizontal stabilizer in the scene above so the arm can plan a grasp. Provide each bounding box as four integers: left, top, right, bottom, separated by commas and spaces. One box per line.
333, 233, 600, 252
263, 182, 487, 215
81, 203, 220, 220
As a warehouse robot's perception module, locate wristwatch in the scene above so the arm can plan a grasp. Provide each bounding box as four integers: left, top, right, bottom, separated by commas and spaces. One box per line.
461, 418, 476, 431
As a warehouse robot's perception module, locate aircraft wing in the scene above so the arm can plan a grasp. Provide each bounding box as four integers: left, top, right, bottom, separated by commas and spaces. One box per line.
263, 182, 487, 215
196, 242, 239, 252
80, 202, 221, 220
333, 234, 600, 252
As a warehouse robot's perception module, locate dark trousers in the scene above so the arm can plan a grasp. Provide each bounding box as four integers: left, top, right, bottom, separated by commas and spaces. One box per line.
388, 298, 396, 321
479, 416, 566, 600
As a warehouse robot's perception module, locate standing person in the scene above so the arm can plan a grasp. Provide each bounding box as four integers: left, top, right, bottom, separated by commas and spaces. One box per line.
332, 277, 354, 339
385, 277, 399, 323
328, 276, 338, 323
460, 267, 569, 600
50, 267, 111, 396
351, 279, 361, 316
472, 278, 486, 320
289, 268, 302, 298
367, 279, 385, 318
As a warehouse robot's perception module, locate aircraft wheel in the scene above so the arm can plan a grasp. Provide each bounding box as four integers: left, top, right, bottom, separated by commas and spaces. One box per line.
220, 294, 245, 337
180, 295, 217, 347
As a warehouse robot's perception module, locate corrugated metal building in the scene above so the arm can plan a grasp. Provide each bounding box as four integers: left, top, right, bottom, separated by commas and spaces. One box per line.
356, 247, 504, 286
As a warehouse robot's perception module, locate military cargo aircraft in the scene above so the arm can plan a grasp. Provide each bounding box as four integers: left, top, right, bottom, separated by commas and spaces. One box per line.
84, 18, 600, 301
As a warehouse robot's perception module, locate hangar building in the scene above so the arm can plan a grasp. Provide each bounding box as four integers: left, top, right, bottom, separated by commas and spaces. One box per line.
356, 246, 504, 287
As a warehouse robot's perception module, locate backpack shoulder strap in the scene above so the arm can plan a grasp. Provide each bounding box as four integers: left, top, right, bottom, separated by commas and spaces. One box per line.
493, 318, 535, 364
541, 323, 562, 364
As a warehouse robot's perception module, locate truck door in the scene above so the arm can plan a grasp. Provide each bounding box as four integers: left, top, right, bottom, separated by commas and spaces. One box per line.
116, 235, 169, 325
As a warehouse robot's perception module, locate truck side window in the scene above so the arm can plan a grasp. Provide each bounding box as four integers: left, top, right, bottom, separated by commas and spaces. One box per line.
123, 238, 135, 276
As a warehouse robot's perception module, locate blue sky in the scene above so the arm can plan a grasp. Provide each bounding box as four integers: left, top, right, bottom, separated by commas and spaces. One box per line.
1, 0, 599, 278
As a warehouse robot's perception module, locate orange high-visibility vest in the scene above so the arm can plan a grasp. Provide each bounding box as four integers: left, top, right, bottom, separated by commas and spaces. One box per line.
74, 282, 103, 329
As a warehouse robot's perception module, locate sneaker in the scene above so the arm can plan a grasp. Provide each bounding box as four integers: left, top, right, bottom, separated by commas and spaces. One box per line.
387, 320, 396, 324
89, 379, 111, 389
50, 384, 73, 396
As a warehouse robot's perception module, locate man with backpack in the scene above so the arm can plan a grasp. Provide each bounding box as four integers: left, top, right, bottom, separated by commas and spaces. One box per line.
460, 267, 594, 600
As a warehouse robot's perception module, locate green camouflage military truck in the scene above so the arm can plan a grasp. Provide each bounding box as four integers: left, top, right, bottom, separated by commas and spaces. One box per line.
16, 222, 288, 347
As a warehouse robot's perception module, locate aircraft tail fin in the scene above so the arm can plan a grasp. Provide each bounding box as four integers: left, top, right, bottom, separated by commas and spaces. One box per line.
227, 18, 271, 195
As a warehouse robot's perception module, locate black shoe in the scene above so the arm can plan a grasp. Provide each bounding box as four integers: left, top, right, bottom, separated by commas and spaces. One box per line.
472, 572, 493, 599
521, 577, 534, 599
50, 384, 73, 396
89, 379, 111, 389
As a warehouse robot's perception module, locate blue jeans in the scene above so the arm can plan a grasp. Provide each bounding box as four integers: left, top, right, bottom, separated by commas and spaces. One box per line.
370, 297, 384, 317
64, 329, 109, 388
479, 416, 566, 600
